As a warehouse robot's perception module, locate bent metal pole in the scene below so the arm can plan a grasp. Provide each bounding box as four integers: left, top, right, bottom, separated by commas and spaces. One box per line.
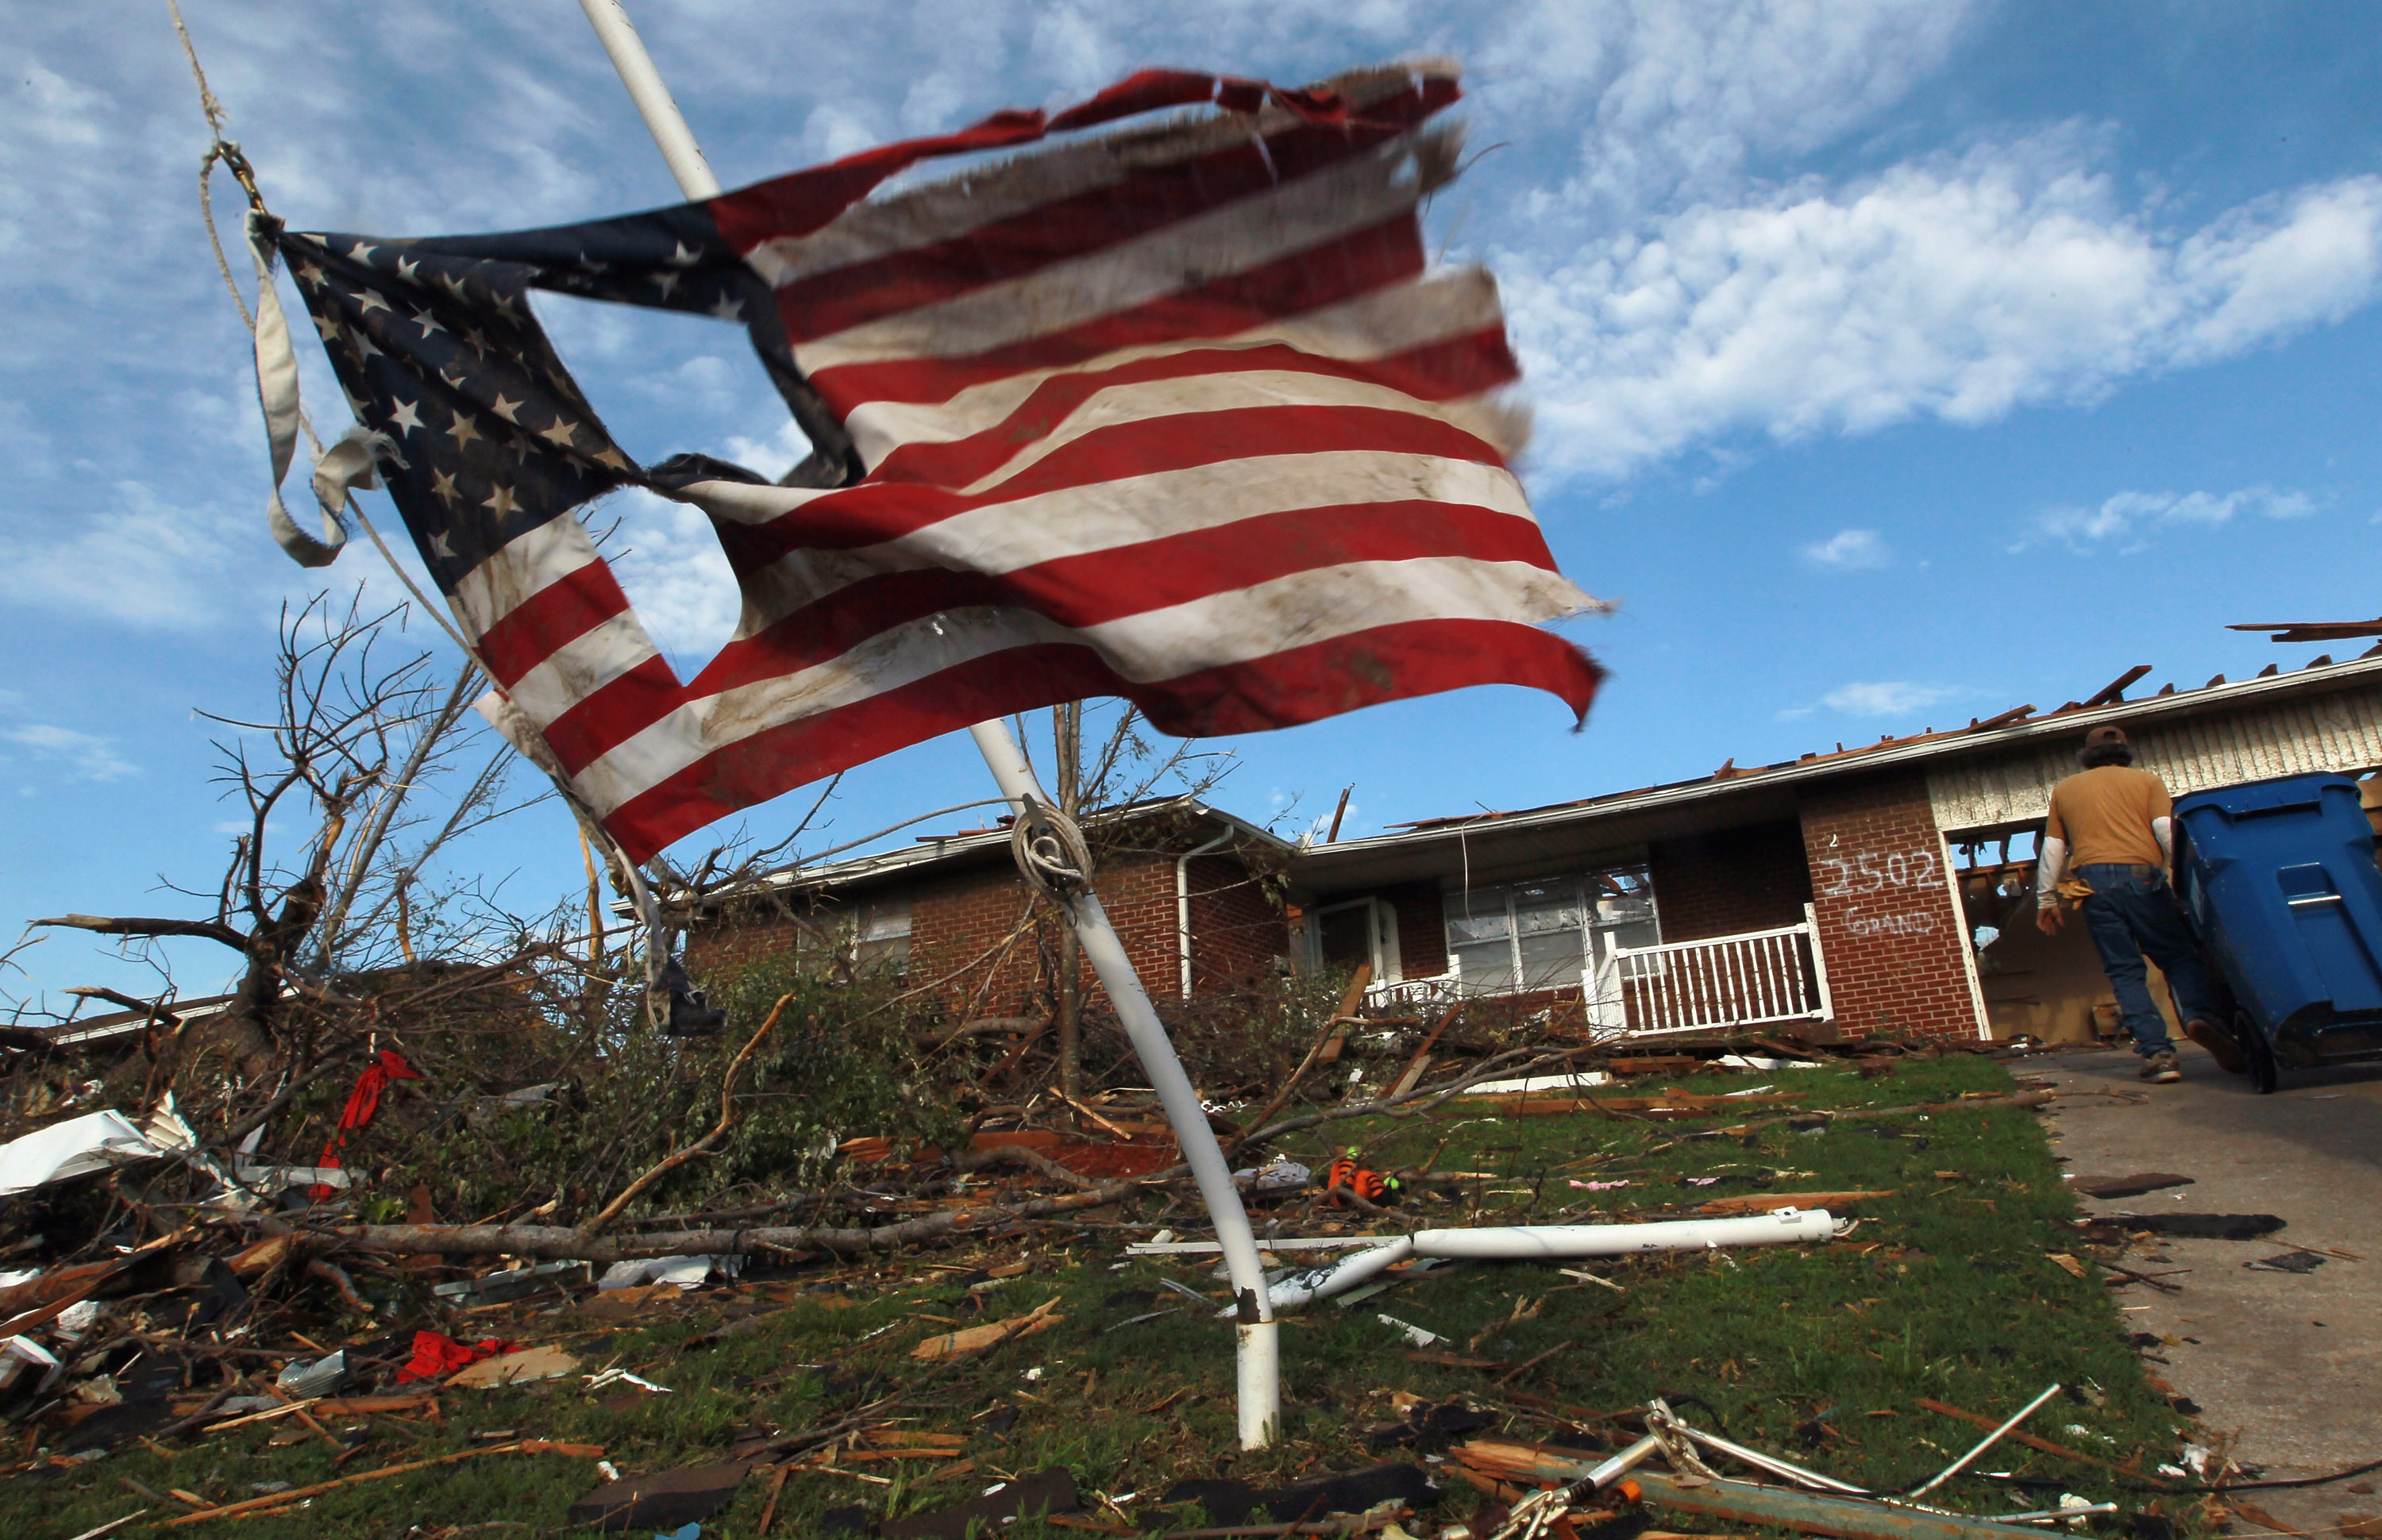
573, 0, 1282, 1448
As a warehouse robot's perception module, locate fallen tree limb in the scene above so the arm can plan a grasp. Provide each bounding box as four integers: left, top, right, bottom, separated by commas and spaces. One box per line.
160, 1440, 595, 1527
271, 1043, 1786, 1266
580, 990, 798, 1234
1225, 984, 1376, 1154
285, 1172, 1162, 1261
951, 1145, 1100, 1190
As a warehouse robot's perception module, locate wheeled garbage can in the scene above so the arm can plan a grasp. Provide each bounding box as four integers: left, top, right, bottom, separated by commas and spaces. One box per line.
2172, 772, 2382, 1091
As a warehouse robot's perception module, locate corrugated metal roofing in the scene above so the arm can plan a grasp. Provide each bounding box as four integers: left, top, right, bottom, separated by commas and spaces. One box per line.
1929, 681, 2382, 830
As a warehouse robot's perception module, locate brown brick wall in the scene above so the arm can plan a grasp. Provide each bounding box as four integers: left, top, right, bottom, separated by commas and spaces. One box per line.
911, 863, 1050, 1018
1648, 821, 1815, 943
691, 848, 1259, 1021
683, 911, 807, 978
1379, 880, 1449, 980
1185, 854, 1289, 995
1797, 775, 1979, 1042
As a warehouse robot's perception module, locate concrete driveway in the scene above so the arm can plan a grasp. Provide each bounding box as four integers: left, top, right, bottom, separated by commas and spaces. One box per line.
2027, 1040, 2382, 1532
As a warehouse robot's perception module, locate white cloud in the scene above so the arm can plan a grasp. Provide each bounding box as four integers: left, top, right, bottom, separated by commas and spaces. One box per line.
601, 488, 742, 671
1802, 528, 1891, 569
2, 723, 137, 781
1501, 141, 2382, 480
1482, 0, 1976, 224
2022, 483, 2315, 551
1821, 680, 1956, 717
0, 482, 248, 630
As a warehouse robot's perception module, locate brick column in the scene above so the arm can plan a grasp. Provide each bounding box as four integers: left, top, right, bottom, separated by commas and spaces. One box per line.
1798, 774, 1983, 1043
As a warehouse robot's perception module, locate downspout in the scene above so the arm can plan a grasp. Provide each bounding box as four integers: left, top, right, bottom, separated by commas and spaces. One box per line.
1178, 826, 1235, 999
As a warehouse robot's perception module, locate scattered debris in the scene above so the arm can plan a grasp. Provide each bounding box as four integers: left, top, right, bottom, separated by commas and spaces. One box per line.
2069, 1173, 2195, 1199
274, 1351, 347, 1399
1162, 1461, 1438, 1526
0, 1107, 187, 1195
1378, 1314, 1444, 1348
440, 1259, 596, 1306
2110, 1214, 2287, 1241
912, 1297, 1064, 1360
446, 1343, 580, 1389
566, 1461, 751, 1533
879, 1469, 1081, 1539
1368, 1396, 1491, 1450
1694, 1190, 1894, 1215
396, 1331, 519, 1384
599, 1255, 743, 1292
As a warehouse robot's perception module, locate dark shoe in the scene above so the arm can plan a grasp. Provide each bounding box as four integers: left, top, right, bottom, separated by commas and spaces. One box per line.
2184, 1018, 2244, 1075
2141, 1049, 2182, 1084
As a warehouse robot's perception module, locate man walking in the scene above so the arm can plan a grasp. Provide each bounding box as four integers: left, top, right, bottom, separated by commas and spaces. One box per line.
2037, 726, 2227, 1083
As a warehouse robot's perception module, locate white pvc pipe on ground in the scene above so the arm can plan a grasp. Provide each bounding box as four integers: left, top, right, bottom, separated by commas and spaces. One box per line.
1263, 1237, 1415, 1312
1239, 1208, 1841, 1316
1411, 1208, 1838, 1260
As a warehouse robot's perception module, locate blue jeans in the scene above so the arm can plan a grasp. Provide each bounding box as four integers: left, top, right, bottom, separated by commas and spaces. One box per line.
2076, 864, 2224, 1057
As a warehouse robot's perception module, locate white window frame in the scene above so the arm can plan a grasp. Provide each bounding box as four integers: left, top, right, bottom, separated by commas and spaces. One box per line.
1443, 868, 1659, 999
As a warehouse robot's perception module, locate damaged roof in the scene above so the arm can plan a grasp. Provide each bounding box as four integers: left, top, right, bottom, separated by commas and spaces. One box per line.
638, 795, 1293, 917
650, 652, 2382, 912
1292, 650, 2382, 893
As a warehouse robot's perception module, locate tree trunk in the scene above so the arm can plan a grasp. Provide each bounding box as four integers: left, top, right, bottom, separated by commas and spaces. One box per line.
1052, 702, 1083, 1100
218, 874, 326, 1084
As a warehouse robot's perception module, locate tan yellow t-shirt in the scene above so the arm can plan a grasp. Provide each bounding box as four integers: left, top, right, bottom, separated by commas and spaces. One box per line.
2045, 764, 2172, 868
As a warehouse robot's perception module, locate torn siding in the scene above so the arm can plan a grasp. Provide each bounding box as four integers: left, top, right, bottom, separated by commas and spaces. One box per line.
1929, 684, 2382, 831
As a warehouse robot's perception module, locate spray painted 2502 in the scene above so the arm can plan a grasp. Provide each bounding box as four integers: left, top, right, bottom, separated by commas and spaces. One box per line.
1815, 848, 1941, 897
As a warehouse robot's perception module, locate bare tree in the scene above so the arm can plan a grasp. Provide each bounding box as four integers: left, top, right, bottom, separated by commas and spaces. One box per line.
32, 591, 530, 1082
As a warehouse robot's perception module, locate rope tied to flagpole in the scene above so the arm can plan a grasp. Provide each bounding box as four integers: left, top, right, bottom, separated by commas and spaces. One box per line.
1007, 798, 1097, 903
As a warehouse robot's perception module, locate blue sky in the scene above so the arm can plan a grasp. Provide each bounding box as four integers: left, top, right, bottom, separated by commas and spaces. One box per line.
4, 1, 2379, 1008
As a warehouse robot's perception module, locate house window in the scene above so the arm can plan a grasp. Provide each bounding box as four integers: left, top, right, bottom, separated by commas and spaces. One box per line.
792, 895, 912, 974
854, 898, 912, 972
1442, 867, 1657, 996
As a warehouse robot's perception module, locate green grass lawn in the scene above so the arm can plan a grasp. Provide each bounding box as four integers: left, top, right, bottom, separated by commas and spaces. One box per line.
10, 1054, 2197, 1538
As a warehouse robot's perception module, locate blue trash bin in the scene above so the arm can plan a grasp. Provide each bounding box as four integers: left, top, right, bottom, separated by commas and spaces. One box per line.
2172, 772, 2382, 1089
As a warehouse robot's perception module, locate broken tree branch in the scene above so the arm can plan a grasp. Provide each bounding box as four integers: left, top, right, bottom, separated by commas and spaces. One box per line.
287, 1173, 1155, 1262
34, 914, 246, 949
580, 990, 799, 1234
952, 1145, 1100, 1191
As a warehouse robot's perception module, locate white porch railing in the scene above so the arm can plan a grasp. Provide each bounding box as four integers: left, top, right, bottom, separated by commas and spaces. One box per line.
1363, 973, 1465, 1013
1601, 905, 1832, 1037
1359, 903, 1833, 1038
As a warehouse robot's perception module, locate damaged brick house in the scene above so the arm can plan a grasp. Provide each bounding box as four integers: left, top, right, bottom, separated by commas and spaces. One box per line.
684, 655, 2382, 1045
681, 799, 1298, 1018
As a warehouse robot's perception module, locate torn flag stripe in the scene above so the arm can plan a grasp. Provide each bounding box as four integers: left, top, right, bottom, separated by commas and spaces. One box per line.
601, 616, 1595, 858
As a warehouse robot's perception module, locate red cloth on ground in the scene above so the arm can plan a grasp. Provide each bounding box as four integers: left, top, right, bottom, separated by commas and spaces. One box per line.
307, 1049, 422, 1199
395, 1330, 518, 1384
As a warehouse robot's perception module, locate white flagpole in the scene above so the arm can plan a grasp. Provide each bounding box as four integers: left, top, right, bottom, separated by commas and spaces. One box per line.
573, 0, 1281, 1448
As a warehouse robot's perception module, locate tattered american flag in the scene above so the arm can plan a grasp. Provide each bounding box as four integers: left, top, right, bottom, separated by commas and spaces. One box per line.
266, 63, 1604, 862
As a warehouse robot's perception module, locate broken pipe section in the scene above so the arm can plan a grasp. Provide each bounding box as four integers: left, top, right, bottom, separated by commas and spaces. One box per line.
1247, 1209, 1844, 1315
